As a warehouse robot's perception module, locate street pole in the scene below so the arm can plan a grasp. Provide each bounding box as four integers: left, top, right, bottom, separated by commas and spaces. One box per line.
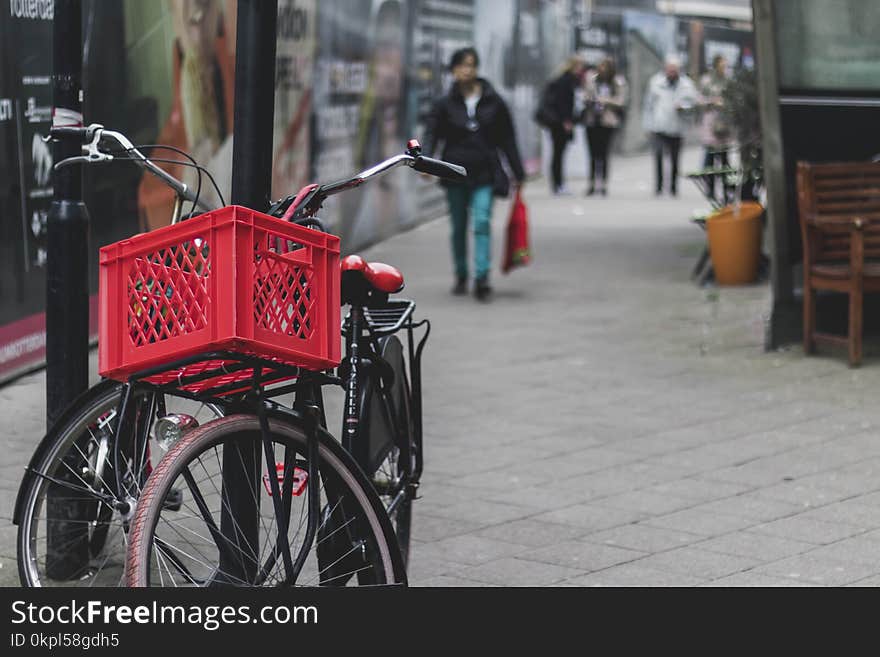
47, 0, 89, 429
219, 0, 278, 583
45, 0, 92, 581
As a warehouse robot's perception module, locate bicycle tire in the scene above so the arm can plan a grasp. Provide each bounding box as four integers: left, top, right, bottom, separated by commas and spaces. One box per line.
125, 414, 405, 587
15, 380, 222, 587
357, 335, 415, 568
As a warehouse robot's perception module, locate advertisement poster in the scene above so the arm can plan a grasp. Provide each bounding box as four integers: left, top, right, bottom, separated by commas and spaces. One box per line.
311, 0, 411, 248
0, 3, 55, 380
272, 0, 316, 201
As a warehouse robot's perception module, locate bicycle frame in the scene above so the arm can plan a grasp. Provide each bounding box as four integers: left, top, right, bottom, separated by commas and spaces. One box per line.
341, 299, 430, 507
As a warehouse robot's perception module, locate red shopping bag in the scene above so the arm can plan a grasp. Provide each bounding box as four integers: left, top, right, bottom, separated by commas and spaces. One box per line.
501, 189, 531, 274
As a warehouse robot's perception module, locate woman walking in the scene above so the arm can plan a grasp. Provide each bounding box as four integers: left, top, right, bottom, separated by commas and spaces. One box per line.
538, 56, 586, 195
423, 47, 525, 301
583, 57, 627, 196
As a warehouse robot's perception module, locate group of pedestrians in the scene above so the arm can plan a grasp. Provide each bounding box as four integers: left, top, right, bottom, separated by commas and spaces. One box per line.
540, 56, 628, 196
541, 52, 733, 199
422, 45, 734, 301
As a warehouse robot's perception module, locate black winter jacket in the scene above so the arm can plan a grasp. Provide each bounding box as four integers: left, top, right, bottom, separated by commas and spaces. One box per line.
422, 78, 525, 189
542, 71, 579, 132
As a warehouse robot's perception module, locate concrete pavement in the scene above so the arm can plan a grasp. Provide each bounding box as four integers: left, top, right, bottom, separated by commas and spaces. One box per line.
3, 147, 880, 586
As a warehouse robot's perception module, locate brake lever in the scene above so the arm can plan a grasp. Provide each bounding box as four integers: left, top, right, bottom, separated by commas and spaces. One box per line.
53, 152, 113, 170
53, 126, 113, 170
80, 126, 114, 162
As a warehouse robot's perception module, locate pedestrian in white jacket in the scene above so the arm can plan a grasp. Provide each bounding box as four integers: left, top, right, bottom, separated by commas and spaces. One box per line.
642, 54, 697, 196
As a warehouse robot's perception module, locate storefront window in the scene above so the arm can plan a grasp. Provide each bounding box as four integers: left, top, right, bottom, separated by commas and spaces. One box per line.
775, 0, 880, 92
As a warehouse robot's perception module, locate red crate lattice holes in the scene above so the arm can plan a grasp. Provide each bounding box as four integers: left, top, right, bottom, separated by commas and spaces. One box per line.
128, 239, 211, 347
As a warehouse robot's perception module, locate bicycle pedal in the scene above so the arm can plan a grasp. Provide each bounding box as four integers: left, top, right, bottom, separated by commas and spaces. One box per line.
163, 488, 184, 512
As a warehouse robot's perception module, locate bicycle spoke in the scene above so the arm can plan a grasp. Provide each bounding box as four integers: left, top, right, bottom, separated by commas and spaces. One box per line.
303, 541, 370, 586
181, 465, 248, 571
206, 447, 262, 569
154, 515, 223, 581
86, 524, 125, 587
201, 450, 254, 571
69, 441, 115, 499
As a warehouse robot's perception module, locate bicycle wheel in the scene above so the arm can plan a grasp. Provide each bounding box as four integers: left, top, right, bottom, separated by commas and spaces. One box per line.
15, 380, 223, 587
125, 414, 404, 587
358, 335, 415, 568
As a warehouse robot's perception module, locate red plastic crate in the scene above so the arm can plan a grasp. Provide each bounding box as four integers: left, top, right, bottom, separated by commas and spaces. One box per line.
98, 205, 341, 389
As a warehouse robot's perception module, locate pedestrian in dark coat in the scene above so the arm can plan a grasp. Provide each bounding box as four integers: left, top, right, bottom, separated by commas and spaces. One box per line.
423, 47, 525, 301
538, 55, 586, 195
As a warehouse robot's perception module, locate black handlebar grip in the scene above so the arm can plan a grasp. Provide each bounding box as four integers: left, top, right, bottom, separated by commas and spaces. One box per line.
412, 155, 468, 181
48, 126, 88, 140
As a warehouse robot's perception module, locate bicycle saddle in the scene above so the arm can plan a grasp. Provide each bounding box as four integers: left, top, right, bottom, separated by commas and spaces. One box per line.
341, 255, 405, 299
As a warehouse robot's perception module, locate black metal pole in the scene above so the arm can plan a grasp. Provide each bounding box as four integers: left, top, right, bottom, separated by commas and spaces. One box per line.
47, 0, 89, 429
230, 0, 278, 212
219, 0, 278, 583
45, 0, 92, 581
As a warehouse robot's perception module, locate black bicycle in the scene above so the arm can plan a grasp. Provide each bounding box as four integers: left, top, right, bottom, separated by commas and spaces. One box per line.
14, 125, 463, 587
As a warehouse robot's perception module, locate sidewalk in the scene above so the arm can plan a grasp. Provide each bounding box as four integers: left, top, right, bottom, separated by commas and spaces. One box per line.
3, 148, 880, 586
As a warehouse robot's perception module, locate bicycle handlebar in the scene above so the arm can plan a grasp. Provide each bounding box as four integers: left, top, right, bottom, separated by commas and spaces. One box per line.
48, 123, 215, 213
47, 127, 468, 230
276, 140, 467, 221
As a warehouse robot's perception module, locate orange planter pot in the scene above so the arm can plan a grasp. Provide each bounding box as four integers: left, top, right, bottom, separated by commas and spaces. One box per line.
705, 201, 764, 285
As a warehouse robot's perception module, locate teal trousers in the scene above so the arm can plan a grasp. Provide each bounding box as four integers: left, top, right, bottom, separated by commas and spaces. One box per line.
445, 184, 494, 280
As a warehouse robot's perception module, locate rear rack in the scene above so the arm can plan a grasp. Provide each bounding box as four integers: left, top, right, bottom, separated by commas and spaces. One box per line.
343, 299, 416, 337
125, 351, 339, 404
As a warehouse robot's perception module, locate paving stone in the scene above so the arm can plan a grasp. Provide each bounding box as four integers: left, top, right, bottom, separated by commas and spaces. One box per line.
526, 540, 646, 572
532, 504, 647, 532
797, 501, 880, 529
484, 482, 599, 511
0, 554, 18, 586
423, 499, 536, 525
408, 534, 528, 566
750, 516, 865, 545
405, 553, 469, 582
410, 514, 491, 543
563, 563, 707, 587
751, 481, 856, 508
642, 509, 758, 536
753, 554, 879, 586
643, 478, 753, 502
689, 493, 802, 522
704, 463, 803, 488
593, 490, 696, 515
412, 575, 497, 587
457, 557, 587, 587
803, 536, 880, 567
582, 524, 705, 553
692, 531, 815, 562
631, 547, 761, 580
472, 519, 590, 548
701, 572, 816, 586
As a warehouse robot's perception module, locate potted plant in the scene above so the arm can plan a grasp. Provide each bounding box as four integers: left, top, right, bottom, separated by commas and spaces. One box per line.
704, 67, 765, 285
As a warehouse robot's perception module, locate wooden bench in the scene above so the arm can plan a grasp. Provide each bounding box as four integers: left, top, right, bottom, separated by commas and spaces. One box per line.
796, 161, 880, 366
